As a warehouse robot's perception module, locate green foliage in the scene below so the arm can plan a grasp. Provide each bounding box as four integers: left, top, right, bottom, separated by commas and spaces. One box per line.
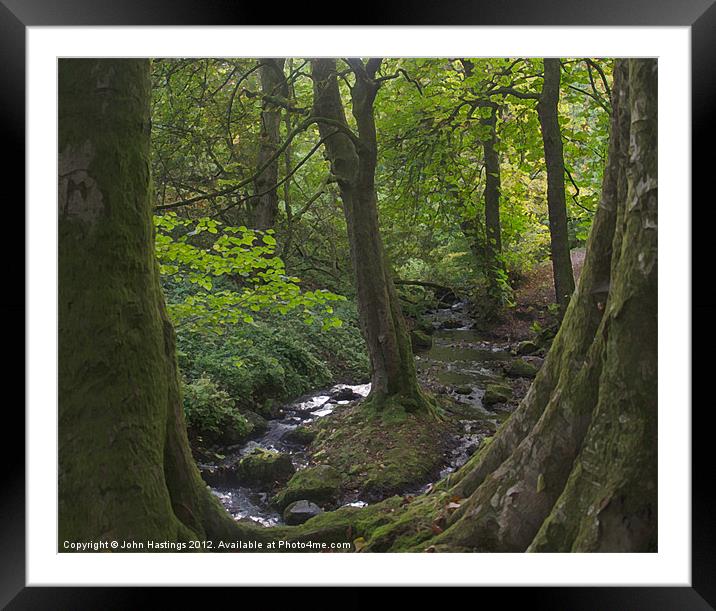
182, 373, 250, 441
175, 300, 369, 412
150, 57, 611, 309
154, 213, 345, 333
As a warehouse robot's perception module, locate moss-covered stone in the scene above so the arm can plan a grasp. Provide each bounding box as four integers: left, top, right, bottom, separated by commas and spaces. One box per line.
515, 340, 539, 356
505, 358, 539, 378
234, 448, 295, 486
273, 465, 344, 510
283, 500, 323, 525
282, 425, 317, 445
410, 329, 433, 351
483, 383, 512, 406
306, 402, 453, 501
241, 409, 268, 438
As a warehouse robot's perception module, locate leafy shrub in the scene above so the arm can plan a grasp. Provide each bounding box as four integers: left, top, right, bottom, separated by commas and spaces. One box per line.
182, 373, 251, 443
175, 299, 369, 412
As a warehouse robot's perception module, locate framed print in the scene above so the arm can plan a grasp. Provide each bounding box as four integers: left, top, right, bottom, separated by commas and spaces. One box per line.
4, 0, 713, 606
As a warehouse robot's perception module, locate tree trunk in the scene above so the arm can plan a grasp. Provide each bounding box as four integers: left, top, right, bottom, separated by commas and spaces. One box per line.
249, 58, 287, 230
311, 58, 432, 413
430, 58, 657, 552
538, 58, 576, 314
58, 59, 251, 547
482, 105, 504, 309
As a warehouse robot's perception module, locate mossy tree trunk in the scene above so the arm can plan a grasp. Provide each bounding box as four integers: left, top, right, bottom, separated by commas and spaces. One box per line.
58, 59, 250, 547
538, 58, 576, 315
249, 58, 287, 230
431, 58, 657, 552
311, 58, 432, 414
460, 60, 504, 312
481, 103, 504, 310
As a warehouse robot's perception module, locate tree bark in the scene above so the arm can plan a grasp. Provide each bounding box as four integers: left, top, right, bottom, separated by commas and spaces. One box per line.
249, 58, 287, 230
482, 104, 504, 308
58, 59, 252, 547
431, 58, 657, 552
538, 58, 576, 314
311, 58, 432, 413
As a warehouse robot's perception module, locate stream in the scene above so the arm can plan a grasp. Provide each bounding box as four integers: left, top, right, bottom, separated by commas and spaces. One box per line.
201, 301, 528, 526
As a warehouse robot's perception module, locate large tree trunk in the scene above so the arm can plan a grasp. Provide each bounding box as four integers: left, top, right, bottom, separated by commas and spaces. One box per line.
431, 58, 657, 552
311, 58, 432, 413
249, 58, 287, 230
58, 59, 250, 547
538, 58, 576, 315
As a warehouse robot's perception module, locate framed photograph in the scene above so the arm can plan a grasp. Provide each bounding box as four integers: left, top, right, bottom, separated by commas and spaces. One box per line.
5, 0, 711, 605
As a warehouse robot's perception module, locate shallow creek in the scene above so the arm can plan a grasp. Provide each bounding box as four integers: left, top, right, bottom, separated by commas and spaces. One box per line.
205, 301, 520, 526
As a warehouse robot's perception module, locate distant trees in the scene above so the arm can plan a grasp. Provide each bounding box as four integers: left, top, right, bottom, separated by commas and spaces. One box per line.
460, 59, 505, 313
249, 58, 287, 230
481, 58, 576, 315
311, 58, 434, 414
538, 58, 576, 314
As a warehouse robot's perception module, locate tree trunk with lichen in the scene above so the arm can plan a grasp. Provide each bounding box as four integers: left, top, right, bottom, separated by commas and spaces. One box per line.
482, 104, 504, 311
538, 58, 576, 315
249, 58, 287, 230
428, 58, 657, 552
58, 59, 252, 548
311, 58, 432, 414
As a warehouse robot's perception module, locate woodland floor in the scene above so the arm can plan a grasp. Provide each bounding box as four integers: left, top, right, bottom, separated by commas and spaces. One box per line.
489, 247, 586, 341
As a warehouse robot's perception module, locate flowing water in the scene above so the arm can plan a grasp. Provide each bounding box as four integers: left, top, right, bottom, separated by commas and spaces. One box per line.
204, 301, 523, 526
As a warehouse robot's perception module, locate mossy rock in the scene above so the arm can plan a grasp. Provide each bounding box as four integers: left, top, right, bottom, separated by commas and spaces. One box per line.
454, 385, 472, 395
234, 448, 295, 486
410, 329, 433, 351
515, 340, 539, 356
505, 358, 539, 378
273, 465, 344, 510
282, 426, 317, 446
283, 500, 323, 525
241, 409, 268, 438
483, 383, 512, 406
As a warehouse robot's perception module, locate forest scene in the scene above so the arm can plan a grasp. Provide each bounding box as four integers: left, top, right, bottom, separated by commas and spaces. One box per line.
58, 56, 657, 553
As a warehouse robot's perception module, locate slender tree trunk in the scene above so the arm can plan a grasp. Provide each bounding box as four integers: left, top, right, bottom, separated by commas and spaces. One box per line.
58, 59, 251, 547
482, 105, 504, 309
430, 58, 657, 552
311, 58, 432, 413
460, 61, 504, 313
249, 58, 287, 230
538, 58, 576, 314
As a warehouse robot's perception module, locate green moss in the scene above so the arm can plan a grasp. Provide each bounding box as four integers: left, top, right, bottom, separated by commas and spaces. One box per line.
410, 329, 433, 351
282, 425, 317, 445
483, 383, 512, 406
235, 448, 295, 486
272, 465, 344, 510
306, 401, 452, 500
504, 358, 539, 378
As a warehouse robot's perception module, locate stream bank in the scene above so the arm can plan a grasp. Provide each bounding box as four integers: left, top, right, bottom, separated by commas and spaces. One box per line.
196, 300, 543, 527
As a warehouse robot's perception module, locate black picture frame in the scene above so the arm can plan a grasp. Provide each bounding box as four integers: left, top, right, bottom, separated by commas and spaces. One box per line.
3, 0, 712, 606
